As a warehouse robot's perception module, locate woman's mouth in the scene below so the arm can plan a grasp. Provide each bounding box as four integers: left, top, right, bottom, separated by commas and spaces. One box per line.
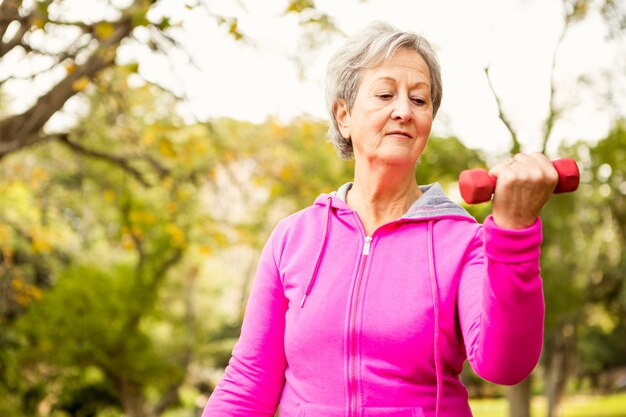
386, 130, 413, 139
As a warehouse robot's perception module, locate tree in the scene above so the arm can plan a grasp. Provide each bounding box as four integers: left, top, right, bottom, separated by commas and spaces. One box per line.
573, 121, 626, 393
0, 0, 337, 163
0, 69, 218, 416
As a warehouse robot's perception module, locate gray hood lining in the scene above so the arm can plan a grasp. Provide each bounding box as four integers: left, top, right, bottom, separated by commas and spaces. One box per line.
334, 182, 474, 221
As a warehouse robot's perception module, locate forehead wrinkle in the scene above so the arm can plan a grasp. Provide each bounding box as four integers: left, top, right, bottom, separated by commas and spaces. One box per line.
370, 76, 431, 91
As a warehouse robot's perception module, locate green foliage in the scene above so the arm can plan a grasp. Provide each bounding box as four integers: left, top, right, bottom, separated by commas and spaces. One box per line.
18, 265, 164, 373
574, 121, 626, 381
537, 120, 626, 388
418, 136, 487, 185
470, 392, 626, 417
419, 136, 492, 221
253, 117, 354, 209
0, 68, 248, 415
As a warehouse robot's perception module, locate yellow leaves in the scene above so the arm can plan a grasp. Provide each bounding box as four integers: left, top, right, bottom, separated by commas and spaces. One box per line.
121, 214, 188, 249
1, 181, 38, 224
11, 278, 44, 306
183, 140, 208, 158
0, 224, 12, 243
166, 201, 178, 216
32, 237, 52, 254
72, 76, 90, 92
146, 123, 177, 139
198, 245, 212, 256
279, 166, 293, 181
29, 226, 53, 254
568, 0, 589, 21
121, 232, 136, 250
269, 117, 288, 138
217, 17, 244, 41
228, 20, 243, 41
2, 164, 50, 193
120, 225, 143, 250
142, 130, 157, 145
0, 226, 15, 267
175, 188, 190, 204
128, 210, 156, 225
95, 22, 116, 40
30, 167, 49, 186
31, 17, 47, 30
165, 223, 185, 247
286, 0, 315, 13
104, 190, 116, 202
123, 62, 140, 75
222, 150, 236, 162
159, 139, 177, 158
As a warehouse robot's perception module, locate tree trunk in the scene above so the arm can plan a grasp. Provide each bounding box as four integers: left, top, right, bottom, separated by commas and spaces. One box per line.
506, 375, 532, 417
545, 323, 576, 417
119, 377, 153, 417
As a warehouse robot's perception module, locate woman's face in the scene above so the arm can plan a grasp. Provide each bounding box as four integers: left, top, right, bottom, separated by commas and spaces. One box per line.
335, 48, 433, 168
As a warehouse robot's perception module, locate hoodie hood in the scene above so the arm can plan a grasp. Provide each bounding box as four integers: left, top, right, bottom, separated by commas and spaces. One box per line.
303, 182, 474, 307
316, 182, 475, 222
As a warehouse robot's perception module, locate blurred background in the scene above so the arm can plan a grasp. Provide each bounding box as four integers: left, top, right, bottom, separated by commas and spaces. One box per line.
0, 0, 624, 416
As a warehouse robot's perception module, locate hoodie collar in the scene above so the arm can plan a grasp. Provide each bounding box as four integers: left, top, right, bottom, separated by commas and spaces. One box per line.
318, 182, 475, 222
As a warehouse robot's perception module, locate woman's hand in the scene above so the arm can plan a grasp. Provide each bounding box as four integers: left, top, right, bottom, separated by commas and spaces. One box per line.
488, 153, 559, 229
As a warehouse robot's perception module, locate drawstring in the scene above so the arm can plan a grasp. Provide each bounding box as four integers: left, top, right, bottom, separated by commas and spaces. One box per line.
300, 196, 333, 307
428, 220, 442, 417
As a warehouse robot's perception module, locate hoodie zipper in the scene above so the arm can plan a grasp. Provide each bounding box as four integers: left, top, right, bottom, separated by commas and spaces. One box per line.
349, 217, 372, 417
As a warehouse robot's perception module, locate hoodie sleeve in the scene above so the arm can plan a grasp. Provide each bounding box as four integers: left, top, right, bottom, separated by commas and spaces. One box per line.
457, 214, 544, 385
201, 229, 287, 416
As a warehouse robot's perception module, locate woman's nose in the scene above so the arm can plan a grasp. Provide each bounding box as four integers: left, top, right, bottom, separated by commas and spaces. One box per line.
391, 97, 413, 122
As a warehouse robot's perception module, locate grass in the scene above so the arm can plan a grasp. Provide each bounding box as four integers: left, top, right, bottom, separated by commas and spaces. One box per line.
470, 393, 626, 417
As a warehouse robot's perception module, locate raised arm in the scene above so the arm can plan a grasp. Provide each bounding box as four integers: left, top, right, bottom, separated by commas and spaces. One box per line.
458, 217, 544, 384
457, 153, 557, 384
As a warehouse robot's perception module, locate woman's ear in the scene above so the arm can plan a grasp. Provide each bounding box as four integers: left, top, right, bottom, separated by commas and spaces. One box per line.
334, 99, 351, 139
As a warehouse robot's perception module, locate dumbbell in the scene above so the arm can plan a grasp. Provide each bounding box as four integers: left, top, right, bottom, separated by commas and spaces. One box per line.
459, 158, 580, 204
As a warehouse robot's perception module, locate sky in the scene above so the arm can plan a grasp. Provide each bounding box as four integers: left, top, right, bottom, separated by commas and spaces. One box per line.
5, 0, 625, 157
132, 0, 624, 157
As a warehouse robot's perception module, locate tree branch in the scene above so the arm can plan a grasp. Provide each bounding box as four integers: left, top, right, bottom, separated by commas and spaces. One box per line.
0, 0, 23, 41
484, 65, 522, 155
54, 133, 152, 187
0, 131, 42, 156
0, 45, 88, 86
0, 19, 29, 57
0, 1, 141, 158
542, 0, 576, 153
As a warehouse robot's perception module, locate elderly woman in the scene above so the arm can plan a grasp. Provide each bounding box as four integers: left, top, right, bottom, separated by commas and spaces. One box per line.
202, 21, 558, 417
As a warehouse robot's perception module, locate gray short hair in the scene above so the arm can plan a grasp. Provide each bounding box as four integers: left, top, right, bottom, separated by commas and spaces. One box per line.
325, 21, 443, 160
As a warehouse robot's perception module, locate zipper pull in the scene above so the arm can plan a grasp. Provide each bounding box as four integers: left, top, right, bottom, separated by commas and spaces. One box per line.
363, 236, 372, 256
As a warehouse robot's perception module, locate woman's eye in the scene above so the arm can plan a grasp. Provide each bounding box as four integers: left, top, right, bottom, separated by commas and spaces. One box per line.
376, 93, 393, 100
411, 97, 426, 105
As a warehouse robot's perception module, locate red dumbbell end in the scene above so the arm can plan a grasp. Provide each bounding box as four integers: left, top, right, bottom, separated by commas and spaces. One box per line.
552, 158, 580, 194
458, 169, 497, 204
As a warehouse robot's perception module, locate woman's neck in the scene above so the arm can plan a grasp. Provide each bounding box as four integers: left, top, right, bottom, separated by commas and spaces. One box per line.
347, 163, 422, 235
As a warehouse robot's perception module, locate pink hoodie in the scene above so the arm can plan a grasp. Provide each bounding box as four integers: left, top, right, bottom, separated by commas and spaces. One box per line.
202, 183, 544, 417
